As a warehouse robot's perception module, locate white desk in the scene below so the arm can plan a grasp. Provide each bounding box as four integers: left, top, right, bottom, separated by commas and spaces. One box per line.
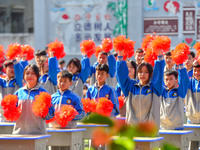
0, 122, 15, 134
47, 128, 86, 150
159, 130, 193, 150
0, 134, 50, 150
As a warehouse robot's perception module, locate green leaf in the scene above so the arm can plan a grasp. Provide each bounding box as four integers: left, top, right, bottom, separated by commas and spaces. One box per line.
161, 143, 179, 150
191, 40, 196, 47
118, 125, 137, 140
110, 137, 135, 150
81, 113, 114, 127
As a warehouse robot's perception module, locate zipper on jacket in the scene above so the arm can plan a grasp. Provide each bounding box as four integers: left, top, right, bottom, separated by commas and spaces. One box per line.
58, 92, 63, 111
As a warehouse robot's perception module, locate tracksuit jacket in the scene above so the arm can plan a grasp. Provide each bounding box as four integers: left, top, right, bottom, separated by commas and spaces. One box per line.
69, 56, 90, 98
160, 65, 189, 129
116, 55, 165, 127
86, 83, 119, 116
13, 84, 55, 135
50, 89, 85, 128
39, 57, 59, 95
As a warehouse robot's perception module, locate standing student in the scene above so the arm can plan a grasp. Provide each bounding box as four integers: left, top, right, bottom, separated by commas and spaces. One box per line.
116, 50, 164, 127
67, 55, 90, 98
184, 51, 195, 78
50, 70, 85, 128
13, 64, 54, 135
35, 50, 59, 94
164, 51, 175, 71
86, 64, 119, 116
160, 67, 189, 130
135, 48, 144, 66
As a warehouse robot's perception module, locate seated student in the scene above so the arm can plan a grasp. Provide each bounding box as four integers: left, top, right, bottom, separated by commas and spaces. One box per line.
160, 66, 189, 130
86, 64, 119, 116
184, 51, 195, 78
50, 70, 85, 128
90, 51, 116, 88
13, 64, 54, 135
135, 48, 144, 66
185, 60, 200, 150
67, 56, 90, 98
35, 50, 59, 95
116, 50, 164, 127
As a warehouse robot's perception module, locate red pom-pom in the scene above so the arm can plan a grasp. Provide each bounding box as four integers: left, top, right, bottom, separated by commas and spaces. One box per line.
81, 98, 97, 113
172, 43, 190, 65
150, 35, 171, 54
1, 94, 21, 122
55, 105, 79, 127
82, 98, 92, 113
47, 39, 66, 59
90, 99, 97, 113
96, 98, 114, 117
6, 43, 21, 60
141, 35, 155, 52
32, 92, 52, 118
102, 38, 113, 53
144, 47, 157, 66
80, 39, 96, 58
21, 45, 35, 61
194, 42, 200, 57
95, 45, 103, 58
113, 35, 126, 51
118, 96, 125, 109
0, 45, 5, 60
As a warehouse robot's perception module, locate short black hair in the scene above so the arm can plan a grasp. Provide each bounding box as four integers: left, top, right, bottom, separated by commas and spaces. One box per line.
59, 59, 65, 65
67, 58, 81, 73
95, 64, 109, 74
35, 49, 47, 56
189, 51, 195, 58
3, 60, 14, 68
135, 48, 144, 53
164, 69, 178, 79
98, 51, 108, 56
193, 60, 200, 68
57, 70, 73, 81
164, 51, 172, 56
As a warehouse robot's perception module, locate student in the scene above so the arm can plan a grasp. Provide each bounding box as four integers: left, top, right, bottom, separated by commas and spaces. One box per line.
115, 60, 137, 97
35, 50, 59, 95
185, 61, 200, 150
135, 48, 144, 66
13, 64, 55, 135
164, 51, 175, 71
67, 56, 90, 98
184, 51, 195, 78
160, 67, 189, 130
86, 64, 119, 116
90, 51, 116, 88
116, 50, 164, 127
50, 70, 85, 128
58, 59, 66, 71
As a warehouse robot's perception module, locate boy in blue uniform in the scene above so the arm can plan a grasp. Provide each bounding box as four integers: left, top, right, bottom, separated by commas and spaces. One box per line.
160, 65, 189, 130
50, 70, 85, 128
86, 64, 119, 116
184, 51, 195, 78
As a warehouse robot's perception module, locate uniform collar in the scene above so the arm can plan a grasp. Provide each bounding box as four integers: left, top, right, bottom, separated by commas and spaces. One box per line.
23, 83, 41, 91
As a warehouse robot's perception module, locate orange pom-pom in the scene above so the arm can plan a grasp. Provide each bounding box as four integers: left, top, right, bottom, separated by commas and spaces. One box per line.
113, 35, 126, 51
55, 105, 79, 127
21, 45, 35, 61
1, 94, 21, 122
194, 42, 200, 57
0, 45, 5, 60
47, 39, 65, 59
90, 99, 97, 113
96, 98, 114, 117
101, 38, 113, 53
141, 35, 155, 52
172, 43, 190, 65
150, 35, 171, 54
95, 45, 103, 58
82, 98, 92, 113
32, 92, 52, 118
118, 96, 125, 109
6, 43, 21, 60
144, 47, 157, 66
80, 39, 96, 58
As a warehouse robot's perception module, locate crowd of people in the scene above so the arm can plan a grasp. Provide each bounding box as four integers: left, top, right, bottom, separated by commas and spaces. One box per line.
0, 39, 200, 149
